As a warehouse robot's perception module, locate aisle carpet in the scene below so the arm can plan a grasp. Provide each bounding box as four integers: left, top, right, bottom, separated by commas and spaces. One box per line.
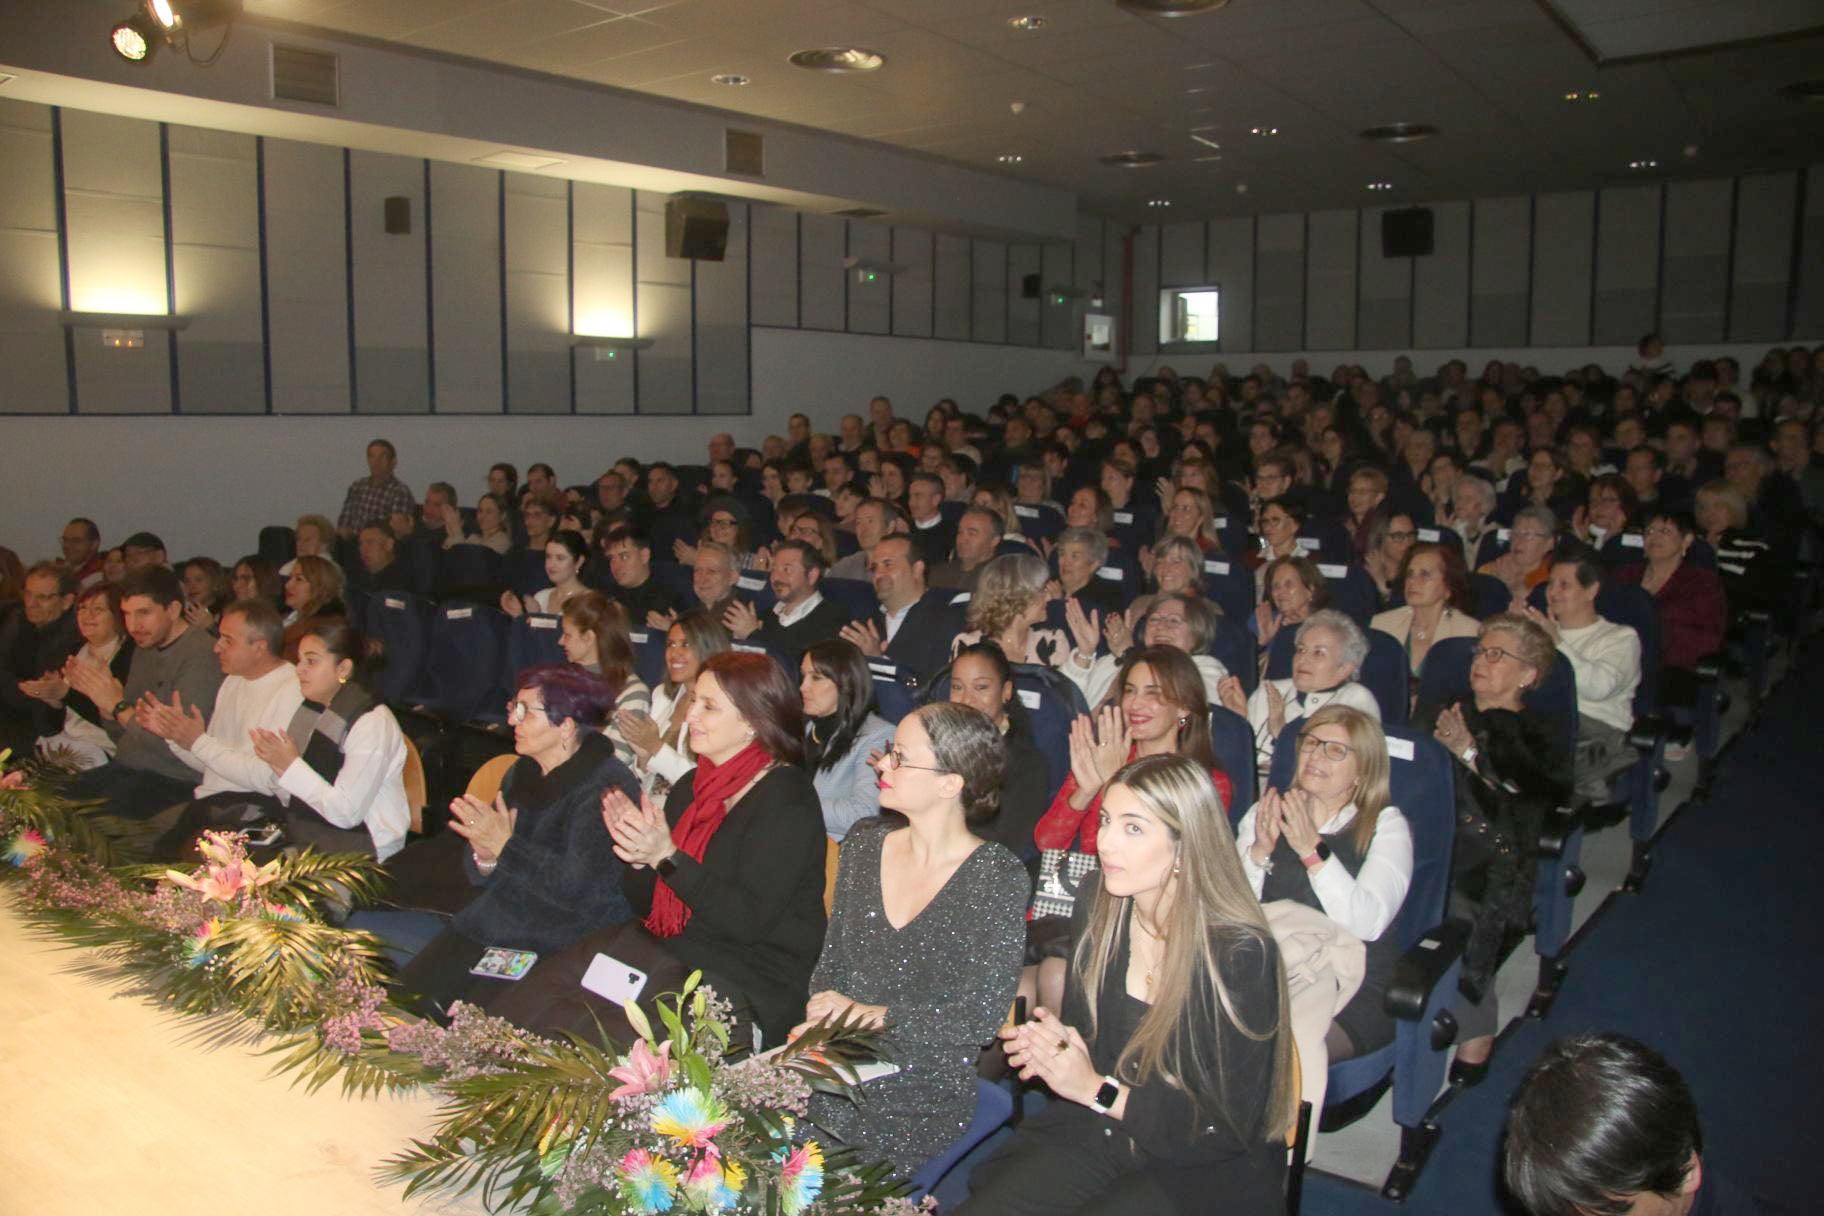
1301, 647, 1824, 1215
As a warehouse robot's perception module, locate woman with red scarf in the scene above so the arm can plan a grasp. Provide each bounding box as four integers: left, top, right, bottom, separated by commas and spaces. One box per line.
494, 653, 826, 1047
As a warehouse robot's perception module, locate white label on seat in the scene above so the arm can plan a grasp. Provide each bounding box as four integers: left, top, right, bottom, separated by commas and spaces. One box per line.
868, 661, 898, 677
1386, 736, 1415, 761
530, 616, 557, 629
1295, 537, 1320, 552
1621, 533, 1644, 548
1318, 563, 1347, 579
1017, 689, 1041, 709
383, 597, 405, 609
733, 643, 765, 655
1013, 505, 1039, 519
1497, 528, 1511, 542
736, 575, 766, 591
1214, 516, 1228, 529
1417, 527, 1441, 542
1112, 511, 1134, 525
1204, 560, 1231, 575
871, 672, 896, 684
448, 606, 474, 620
950, 592, 972, 605
628, 631, 649, 644
1097, 566, 1123, 581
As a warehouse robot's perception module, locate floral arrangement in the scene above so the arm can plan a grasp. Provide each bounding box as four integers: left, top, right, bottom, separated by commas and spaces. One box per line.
0, 752, 934, 1216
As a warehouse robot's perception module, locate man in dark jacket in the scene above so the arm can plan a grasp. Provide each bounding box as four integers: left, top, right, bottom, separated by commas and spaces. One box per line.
0, 563, 81, 750
839, 534, 957, 684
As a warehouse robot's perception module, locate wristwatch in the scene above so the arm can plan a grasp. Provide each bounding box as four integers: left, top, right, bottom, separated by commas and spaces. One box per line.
1301, 840, 1332, 869
112, 698, 133, 719
1090, 1075, 1121, 1115
655, 850, 681, 877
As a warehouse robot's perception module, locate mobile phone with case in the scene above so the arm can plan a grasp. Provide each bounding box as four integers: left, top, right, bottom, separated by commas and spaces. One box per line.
469, 947, 538, 980
581, 952, 648, 1006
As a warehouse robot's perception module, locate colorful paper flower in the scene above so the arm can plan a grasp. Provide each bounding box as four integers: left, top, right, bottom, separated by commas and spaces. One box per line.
682, 1155, 745, 1210
608, 1037, 674, 1100
650, 1089, 731, 1151
185, 918, 222, 968
4, 828, 47, 866
165, 843, 280, 905
615, 1148, 679, 1214
777, 1142, 824, 1216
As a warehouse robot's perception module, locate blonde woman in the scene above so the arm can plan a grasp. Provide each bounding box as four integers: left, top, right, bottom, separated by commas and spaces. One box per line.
279, 554, 346, 661
278, 513, 338, 578
953, 553, 1065, 667
960, 754, 1293, 1214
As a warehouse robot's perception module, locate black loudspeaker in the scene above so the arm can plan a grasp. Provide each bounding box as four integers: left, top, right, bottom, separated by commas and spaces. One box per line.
383, 196, 411, 235
666, 196, 730, 261
1381, 207, 1434, 258
1021, 273, 1042, 299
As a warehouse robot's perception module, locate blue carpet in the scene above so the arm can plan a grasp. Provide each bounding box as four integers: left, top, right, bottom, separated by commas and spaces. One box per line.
1301, 648, 1824, 1216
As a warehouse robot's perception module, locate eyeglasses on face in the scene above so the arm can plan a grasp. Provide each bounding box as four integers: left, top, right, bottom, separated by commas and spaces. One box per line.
1471, 645, 1517, 664
1387, 530, 1417, 543
505, 699, 550, 725
1297, 735, 1354, 762
879, 747, 950, 774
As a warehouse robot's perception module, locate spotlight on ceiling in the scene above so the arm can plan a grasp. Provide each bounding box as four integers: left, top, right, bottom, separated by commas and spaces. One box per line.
110, 0, 242, 65
1118, 0, 1231, 15
1360, 122, 1439, 143
789, 47, 886, 73
1098, 150, 1165, 168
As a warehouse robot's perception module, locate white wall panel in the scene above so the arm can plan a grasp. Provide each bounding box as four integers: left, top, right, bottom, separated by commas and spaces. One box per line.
634, 189, 691, 414
1414, 201, 1471, 349
798, 214, 844, 332
1358, 207, 1411, 350
427, 162, 503, 414
890, 227, 934, 339
747, 204, 797, 329
1531, 191, 1595, 346
1593, 186, 1660, 346
62, 110, 169, 413
1660, 179, 1732, 345
350, 150, 430, 413
933, 234, 970, 342
168, 125, 262, 413
1730, 172, 1797, 342
1207, 217, 1253, 353
264, 139, 348, 414
572, 180, 633, 414
1254, 213, 1305, 351
695, 203, 748, 416
846, 221, 890, 336
972, 239, 1007, 344
0, 99, 66, 414
1471, 196, 1530, 347
1304, 210, 1357, 351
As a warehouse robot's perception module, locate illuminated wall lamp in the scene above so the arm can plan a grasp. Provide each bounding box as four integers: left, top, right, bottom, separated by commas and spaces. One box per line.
61, 310, 191, 350
573, 335, 655, 362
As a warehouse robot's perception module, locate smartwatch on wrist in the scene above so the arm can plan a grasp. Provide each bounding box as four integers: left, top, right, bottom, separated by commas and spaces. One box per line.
655, 850, 680, 877
1090, 1075, 1121, 1115
1300, 840, 1332, 869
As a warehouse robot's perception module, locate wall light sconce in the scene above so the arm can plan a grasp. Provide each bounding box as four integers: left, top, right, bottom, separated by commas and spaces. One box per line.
573, 335, 654, 361
62, 310, 191, 350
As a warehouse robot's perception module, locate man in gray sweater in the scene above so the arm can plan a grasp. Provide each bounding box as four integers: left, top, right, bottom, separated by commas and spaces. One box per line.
61, 565, 224, 821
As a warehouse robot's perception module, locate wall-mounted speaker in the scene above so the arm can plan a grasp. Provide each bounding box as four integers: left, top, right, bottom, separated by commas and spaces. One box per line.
666, 196, 730, 261
1381, 207, 1434, 258
1021, 273, 1042, 299
383, 195, 411, 235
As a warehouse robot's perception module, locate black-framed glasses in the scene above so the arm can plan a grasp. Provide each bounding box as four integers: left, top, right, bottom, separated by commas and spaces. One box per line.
1471, 645, 1516, 664
1297, 736, 1354, 762
879, 747, 950, 774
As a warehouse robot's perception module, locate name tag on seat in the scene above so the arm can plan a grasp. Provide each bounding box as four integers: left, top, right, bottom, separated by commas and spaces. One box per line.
1317, 563, 1348, 579
1386, 736, 1415, 761
1097, 566, 1123, 582
1112, 511, 1134, 525
1417, 527, 1441, 542
1204, 560, 1231, 575
1017, 689, 1041, 709
1013, 505, 1038, 519
1620, 533, 1644, 548
736, 575, 766, 591
447, 606, 474, 620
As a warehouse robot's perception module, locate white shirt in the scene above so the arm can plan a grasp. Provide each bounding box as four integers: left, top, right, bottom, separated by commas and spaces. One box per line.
276, 704, 410, 860
881, 600, 916, 645
642, 682, 697, 791
1235, 800, 1414, 941
1556, 616, 1640, 732
170, 663, 304, 800
1064, 649, 1227, 710
774, 590, 825, 628
1245, 678, 1381, 779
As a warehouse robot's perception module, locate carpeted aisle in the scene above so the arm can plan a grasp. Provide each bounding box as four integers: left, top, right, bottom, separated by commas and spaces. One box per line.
1301, 647, 1824, 1216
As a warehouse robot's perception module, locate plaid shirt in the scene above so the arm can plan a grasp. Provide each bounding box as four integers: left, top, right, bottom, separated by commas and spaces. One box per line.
337, 475, 417, 533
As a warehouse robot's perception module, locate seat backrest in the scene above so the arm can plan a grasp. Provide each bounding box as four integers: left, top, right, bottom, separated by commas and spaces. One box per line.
1267, 720, 1456, 954
435, 545, 505, 602
1200, 557, 1256, 628
401, 733, 428, 834
1595, 581, 1661, 718
1011, 502, 1064, 544
868, 657, 920, 723
465, 753, 518, 802
1011, 662, 1085, 798
1413, 524, 1464, 562
424, 602, 509, 718
1208, 614, 1257, 697
1210, 706, 1256, 824
504, 613, 568, 691
819, 576, 880, 622
1361, 628, 1410, 727
1469, 573, 1511, 619
732, 570, 777, 615
1313, 561, 1376, 625
258, 525, 296, 565
506, 548, 551, 597
363, 592, 429, 704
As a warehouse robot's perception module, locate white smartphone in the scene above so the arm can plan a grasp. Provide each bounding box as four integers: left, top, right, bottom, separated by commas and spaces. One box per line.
581, 952, 648, 1006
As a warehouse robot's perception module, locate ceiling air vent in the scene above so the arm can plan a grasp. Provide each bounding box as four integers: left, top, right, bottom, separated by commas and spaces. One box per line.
832, 206, 888, 218
271, 45, 339, 107
726, 129, 764, 176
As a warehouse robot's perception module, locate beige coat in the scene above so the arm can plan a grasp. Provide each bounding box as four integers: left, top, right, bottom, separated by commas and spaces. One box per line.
1263, 899, 1367, 1142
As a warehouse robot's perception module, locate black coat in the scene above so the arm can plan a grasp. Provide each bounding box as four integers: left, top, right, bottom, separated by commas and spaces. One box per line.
875, 597, 960, 686
0, 607, 81, 744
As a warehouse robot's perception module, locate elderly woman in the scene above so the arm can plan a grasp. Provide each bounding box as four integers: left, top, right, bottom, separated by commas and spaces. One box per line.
798, 702, 1028, 1178
1479, 504, 1557, 604
800, 638, 896, 840
1253, 554, 1330, 650
280, 555, 346, 661
27, 583, 134, 769
379, 665, 637, 1017
616, 609, 731, 797
956, 553, 1065, 667
278, 513, 337, 577
1414, 614, 1569, 1083
1236, 705, 1412, 1060
1450, 473, 1503, 570
1063, 591, 1228, 708
1694, 480, 1781, 614
1614, 510, 1726, 710
1220, 609, 1381, 781
1055, 526, 1124, 619
1371, 542, 1481, 676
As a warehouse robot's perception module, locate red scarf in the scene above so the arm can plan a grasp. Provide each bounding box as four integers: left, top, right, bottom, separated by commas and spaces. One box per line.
644, 742, 772, 938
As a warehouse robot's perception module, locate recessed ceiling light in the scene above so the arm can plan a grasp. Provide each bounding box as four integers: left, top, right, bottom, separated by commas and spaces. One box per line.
997, 153, 1023, 164
1628, 158, 1659, 170
1147, 199, 1172, 208
789, 47, 885, 73
1235, 183, 1248, 194
1563, 89, 1600, 102
1779, 79, 1824, 103
1118, 0, 1231, 15
1367, 181, 1393, 191
711, 73, 749, 86
1007, 15, 1046, 30
1249, 126, 1280, 136
1360, 122, 1439, 143
1099, 150, 1166, 168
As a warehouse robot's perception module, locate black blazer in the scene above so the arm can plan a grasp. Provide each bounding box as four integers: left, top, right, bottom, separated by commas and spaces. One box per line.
874, 597, 959, 686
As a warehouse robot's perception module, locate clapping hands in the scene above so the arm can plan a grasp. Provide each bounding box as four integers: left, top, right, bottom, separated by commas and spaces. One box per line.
603, 786, 674, 869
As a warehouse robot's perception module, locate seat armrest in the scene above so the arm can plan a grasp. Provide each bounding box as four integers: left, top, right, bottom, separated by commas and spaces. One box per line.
1627, 713, 1667, 752
1694, 657, 1723, 682
1384, 918, 1470, 1021
1538, 805, 1578, 858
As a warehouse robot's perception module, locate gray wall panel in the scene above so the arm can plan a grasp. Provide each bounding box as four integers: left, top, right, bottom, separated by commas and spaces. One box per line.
169, 125, 262, 413
1531, 191, 1595, 346
1207, 217, 1253, 352
747, 204, 797, 329
1008, 244, 1041, 347
934, 234, 970, 341
1254, 213, 1305, 351
430, 162, 504, 413
1471, 196, 1530, 347
1592, 185, 1660, 346
846, 221, 890, 336
1413, 200, 1470, 348
0, 100, 69, 413
1660, 179, 1731, 344
350, 150, 431, 413
972, 239, 1007, 344
891, 226, 934, 339
798, 214, 844, 332
1358, 207, 1412, 350
1042, 242, 1074, 350
1305, 210, 1357, 351
1159, 221, 1204, 287
1129, 227, 1158, 354
1795, 167, 1824, 339
503, 172, 567, 413
1730, 172, 1796, 341
694, 203, 748, 415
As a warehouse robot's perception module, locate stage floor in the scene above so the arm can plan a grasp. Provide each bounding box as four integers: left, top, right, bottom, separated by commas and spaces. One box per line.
0, 897, 485, 1216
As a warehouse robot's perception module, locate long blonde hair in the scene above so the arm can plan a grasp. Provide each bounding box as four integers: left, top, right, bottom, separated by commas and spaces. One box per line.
1072, 753, 1294, 1143
1297, 704, 1391, 855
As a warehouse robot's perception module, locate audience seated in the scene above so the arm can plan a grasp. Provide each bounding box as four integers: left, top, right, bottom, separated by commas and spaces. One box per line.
959, 754, 1292, 1215
955, 553, 1064, 667
353, 524, 415, 597
799, 702, 1026, 1178
230, 555, 283, 610
279, 514, 338, 576
1371, 542, 1481, 676
59, 517, 105, 589
799, 639, 896, 840
1614, 510, 1727, 710
178, 556, 231, 630
25, 582, 134, 769
555, 591, 650, 769
1237, 705, 1412, 1060
946, 641, 1051, 862
617, 609, 731, 797
1480, 505, 1557, 602
1222, 609, 1380, 780
280, 555, 347, 661
1, 562, 81, 751
840, 533, 954, 684
726, 539, 848, 669
829, 497, 907, 581
599, 525, 681, 629
1252, 553, 1329, 648
1062, 591, 1227, 708
1537, 552, 1642, 803
500, 529, 591, 617
927, 504, 1002, 594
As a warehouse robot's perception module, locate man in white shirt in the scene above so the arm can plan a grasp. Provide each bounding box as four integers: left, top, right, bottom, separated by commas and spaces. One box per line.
829, 497, 907, 581
138, 598, 303, 803
1532, 553, 1640, 803
724, 540, 846, 668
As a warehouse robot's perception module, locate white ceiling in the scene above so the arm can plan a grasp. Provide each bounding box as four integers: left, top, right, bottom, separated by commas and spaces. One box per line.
243, 0, 1824, 222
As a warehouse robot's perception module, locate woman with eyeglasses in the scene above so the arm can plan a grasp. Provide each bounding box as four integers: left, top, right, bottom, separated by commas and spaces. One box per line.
794, 702, 1028, 1178
1613, 510, 1725, 712
615, 609, 731, 798
1478, 504, 1558, 605
1062, 592, 1229, 709
957, 755, 1294, 1215
1371, 542, 1481, 677
1414, 613, 1570, 1085
27, 583, 134, 770
1219, 609, 1381, 782
1361, 510, 1419, 608
800, 638, 897, 840
1235, 705, 1412, 1061
1251, 496, 1306, 588
376, 665, 638, 1017
675, 495, 755, 569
